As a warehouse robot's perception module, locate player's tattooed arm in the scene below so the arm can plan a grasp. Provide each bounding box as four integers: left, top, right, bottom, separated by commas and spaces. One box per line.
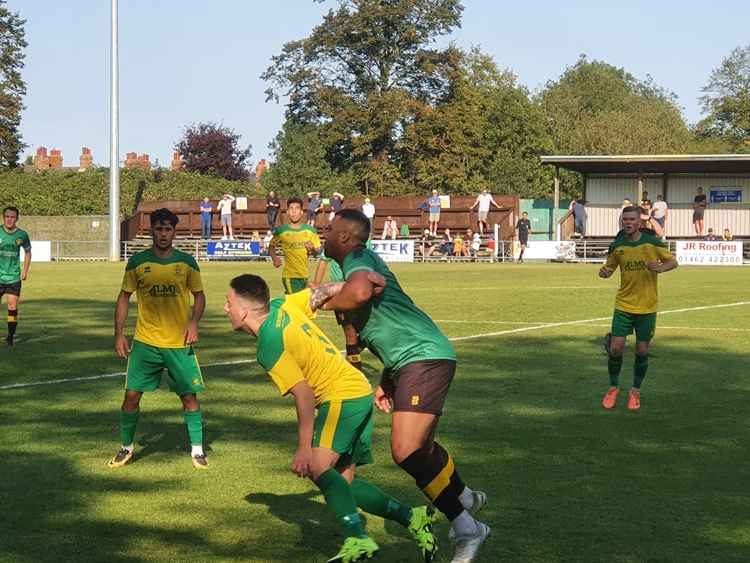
309, 282, 345, 311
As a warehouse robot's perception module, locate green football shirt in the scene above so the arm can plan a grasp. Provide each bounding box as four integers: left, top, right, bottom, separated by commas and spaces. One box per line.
0, 227, 31, 284
341, 246, 455, 371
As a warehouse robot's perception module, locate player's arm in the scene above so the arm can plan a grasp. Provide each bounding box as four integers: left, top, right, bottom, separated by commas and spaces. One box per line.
289, 380, 316, 477
114, 290, 132, 358
470, 196, 479, 210
185, 291, 205, 345
269, 233, 282, 268
319, 270, 387, 311
647, 248, 678, 273
21, 243, 31, 281
599, 252, 619, 278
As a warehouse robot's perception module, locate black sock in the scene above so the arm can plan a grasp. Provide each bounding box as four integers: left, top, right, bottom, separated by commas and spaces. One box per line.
519, 249, 525, 260
398, 441, 465, 521
7, 309, 17, 337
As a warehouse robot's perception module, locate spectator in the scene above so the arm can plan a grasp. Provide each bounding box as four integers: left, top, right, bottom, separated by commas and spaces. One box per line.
440, 228, 453, 255
470, 230, 481, 257
199, 196, 212, 240
426, 189, 442, 236
328, 192, 344, 221
723, 228, 734, 241
640, 201, 664, 239
420, 229, 437, 258
265, 190, 280, 229
306, 191, 322, 227
693, 187, 707, 236
217, 193, 235, 240
705, 228, 717, 241
382, 215, 398, 240
571, 199, 587, 237
251, 230, 261, 242
262, 230, 273, 255
639, 191, 650, 207
470, 189, 501, 235
619, 198, 632, 230
652, 194, 668, 233
453, 231, 469, 257
361, 197, 376, 236
399, 222, 410, 238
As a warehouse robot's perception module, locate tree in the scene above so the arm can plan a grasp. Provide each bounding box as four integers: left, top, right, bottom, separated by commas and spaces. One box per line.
0, 1, 27, 168
175, 123, 252, 181
262, 0, 463, 193
540, 55, 693, 156
697, 44, 750, 152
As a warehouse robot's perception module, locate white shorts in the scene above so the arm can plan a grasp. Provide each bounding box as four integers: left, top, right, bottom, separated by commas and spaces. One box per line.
478, 210, 488, 221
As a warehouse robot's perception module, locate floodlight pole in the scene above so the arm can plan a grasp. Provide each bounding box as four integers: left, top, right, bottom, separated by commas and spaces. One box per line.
108, 0, 120, 261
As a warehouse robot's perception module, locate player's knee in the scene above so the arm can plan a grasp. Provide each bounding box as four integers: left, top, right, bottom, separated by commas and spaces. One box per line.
609, 341, 625, 356
391, 440, 424, 465
180, 393, 200, 411
635, 343, 650, 356
122, 391, 142, 411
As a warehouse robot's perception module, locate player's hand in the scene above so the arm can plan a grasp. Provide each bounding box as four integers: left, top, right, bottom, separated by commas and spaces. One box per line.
646, 261, 662, 272
374, 384, 394, 413
21, 271, 28, 281
272, 256, 282, 268
598, 266, 613, 278
184, 320, 199, 345
291, 447, 312, 478
115, 334, 131, 358
367, 272, 387, 297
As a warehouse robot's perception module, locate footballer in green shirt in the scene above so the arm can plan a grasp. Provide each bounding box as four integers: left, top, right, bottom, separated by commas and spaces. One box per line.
0, 206, 31, 346
323, 209, 490, 563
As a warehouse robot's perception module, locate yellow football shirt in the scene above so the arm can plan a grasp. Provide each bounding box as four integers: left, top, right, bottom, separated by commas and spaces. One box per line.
121, 248, 204, 348
605, 232, 674, 314
270, 224, 321, 279
256, 289, 371, 406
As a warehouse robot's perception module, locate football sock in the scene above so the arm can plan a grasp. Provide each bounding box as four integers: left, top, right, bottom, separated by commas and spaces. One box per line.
191, 444, 204, 457
398, 441, 465, 521
607, 353, 623, 387
351, 478, 412, 528
119, 409, 139, 447
182, 410, 204, 447
7, 309, 17, 337
452, 510, 478, 536
315, 469, 366, 538
458, 486, 475, 510
123, 443, 134, 453
518, 249, 524, 261
633, 353, 649, 389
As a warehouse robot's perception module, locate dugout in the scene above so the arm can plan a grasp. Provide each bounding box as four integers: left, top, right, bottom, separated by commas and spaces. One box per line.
540, 155, 750, 239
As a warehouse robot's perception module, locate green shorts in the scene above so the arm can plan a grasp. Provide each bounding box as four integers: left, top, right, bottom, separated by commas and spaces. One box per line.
611, 309, 656, 342
282, 277, 308, 294
312, 394, 374, 468
126, 340, 204, 395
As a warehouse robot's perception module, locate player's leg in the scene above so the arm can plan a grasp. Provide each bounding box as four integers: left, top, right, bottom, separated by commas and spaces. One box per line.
5, 290, 19, 346
629, 313, 655, 411
163, 346, 207, 468
109, 341, 162, 467
311, 399, 378, 561
390, 361, 489, 561
603, 310, 631, 409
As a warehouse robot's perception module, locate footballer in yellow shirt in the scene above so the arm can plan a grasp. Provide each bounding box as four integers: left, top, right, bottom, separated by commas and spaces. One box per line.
224, 274, 439, 562
599, 205, 677, 411
269, 197, 321, 294
109, 208, 208, 470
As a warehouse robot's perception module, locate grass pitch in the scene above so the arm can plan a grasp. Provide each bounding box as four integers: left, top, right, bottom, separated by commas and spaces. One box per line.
1, 261, 749, 562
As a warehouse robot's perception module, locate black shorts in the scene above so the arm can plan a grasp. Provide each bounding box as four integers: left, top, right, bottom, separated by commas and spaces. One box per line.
693, 209, 705, 221
0, 281, 21, 297
519, 234, 529, 245
390, 359, 456, 416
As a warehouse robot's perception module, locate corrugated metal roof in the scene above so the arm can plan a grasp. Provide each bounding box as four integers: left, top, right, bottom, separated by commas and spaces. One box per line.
540, 154, 750, 174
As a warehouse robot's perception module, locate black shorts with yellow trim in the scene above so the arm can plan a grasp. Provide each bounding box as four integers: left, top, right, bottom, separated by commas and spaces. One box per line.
312, 394, 374, 467
391, 359, 456, 416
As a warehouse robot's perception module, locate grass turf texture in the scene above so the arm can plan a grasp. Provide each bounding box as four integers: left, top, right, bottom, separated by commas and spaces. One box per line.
1, 262, 749, 562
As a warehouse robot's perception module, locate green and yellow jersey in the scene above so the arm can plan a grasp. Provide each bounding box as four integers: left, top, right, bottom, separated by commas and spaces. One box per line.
256, 289, 371, 406
605, 232, 674, 314
121, 248, 204, 348
271, 224, 321, 279
0, 227, 31, 284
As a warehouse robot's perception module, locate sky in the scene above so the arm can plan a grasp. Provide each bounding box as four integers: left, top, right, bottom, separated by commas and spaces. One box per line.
16, 0, 750, 168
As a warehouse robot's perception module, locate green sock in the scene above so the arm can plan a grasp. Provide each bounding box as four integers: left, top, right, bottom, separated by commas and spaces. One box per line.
120, 409, 139, 446
182, 410, 203, 446
608, 354, 623, 387
633, 353, 649, 389
316, 469, 366, 538
351, 478, 412, 528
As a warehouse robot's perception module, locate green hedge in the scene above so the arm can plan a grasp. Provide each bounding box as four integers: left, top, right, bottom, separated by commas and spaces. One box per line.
0, 168, 258, 216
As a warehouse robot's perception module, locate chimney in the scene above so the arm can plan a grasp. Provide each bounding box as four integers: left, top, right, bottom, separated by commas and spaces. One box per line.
79, 147, 93, 171
49, 149, 63, 169
170, 150, 184, 171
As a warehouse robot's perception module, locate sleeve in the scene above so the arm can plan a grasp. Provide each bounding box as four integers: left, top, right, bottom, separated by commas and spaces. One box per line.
21, 232, 31, 251
267, 351, 306, 397
604, 245, 619, 271
270, 229, 281, 247
309, 229, 321, 249
655, 244, 675, 262
121, 260, 137, 293
343, 251, 376, 279
284, 289, 315, 320
187, 265, 204, 293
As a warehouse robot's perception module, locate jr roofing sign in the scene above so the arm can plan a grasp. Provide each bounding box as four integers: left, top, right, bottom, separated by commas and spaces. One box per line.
675, 240, 743, 266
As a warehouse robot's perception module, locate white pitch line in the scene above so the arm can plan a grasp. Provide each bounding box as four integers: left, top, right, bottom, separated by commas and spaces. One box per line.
2, 300, 749, 391
0, 358, 258, 391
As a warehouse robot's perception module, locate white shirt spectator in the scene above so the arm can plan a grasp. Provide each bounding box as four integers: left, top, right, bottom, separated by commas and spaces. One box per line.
476, 193, 493, 212
382, 217, 398, 240
362, 198, 375, 219
217, 194, 235, 215
652, 199, 668, 219
471, 233, 481, 253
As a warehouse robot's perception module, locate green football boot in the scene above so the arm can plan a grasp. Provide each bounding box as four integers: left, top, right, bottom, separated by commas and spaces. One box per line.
327, 536, 379, 562
407, 505, 439, 562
